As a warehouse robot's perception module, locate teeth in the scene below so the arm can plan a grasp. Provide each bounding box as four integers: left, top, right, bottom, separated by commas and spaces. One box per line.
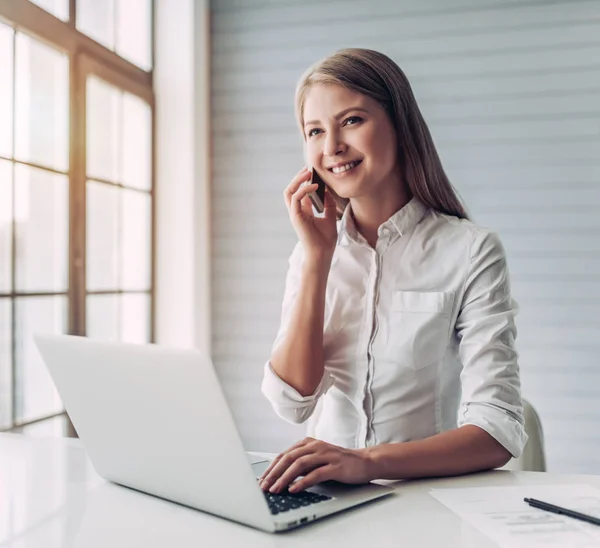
332, 161, 359, 174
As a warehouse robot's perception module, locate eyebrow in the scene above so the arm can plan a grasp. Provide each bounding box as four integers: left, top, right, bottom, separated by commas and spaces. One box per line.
304, 107, 369, 128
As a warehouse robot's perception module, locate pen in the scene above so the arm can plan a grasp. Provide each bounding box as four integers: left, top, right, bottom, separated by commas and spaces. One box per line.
524, 497, 600, 527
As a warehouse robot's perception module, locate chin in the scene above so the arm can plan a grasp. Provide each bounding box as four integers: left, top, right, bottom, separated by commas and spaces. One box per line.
330, 185, 367, 201
328, 179, 363, 199
331, 189, 353, 200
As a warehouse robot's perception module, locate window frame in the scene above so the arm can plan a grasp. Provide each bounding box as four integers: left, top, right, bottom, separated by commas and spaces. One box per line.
0, 0, 156, 433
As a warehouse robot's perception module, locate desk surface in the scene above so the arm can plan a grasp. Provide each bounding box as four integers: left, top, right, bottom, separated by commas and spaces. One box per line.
1, 433, 599, 547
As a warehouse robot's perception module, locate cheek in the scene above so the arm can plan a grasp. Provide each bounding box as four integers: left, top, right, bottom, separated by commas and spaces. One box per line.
368, 129, 397, 171
359, 126, 385, 157
305, 142, 321, 166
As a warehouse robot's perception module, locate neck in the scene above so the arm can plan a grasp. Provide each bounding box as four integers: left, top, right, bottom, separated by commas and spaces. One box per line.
350, 178, 411, 247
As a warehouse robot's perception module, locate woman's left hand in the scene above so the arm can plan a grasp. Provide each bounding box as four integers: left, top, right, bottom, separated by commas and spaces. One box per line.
259, 437, 374, 494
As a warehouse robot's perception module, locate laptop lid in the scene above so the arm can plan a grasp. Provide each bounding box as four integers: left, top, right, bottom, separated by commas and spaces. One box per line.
33, 334, 275, 532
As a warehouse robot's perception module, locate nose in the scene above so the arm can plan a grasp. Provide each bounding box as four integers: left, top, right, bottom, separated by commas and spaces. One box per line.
323, 129, 347, 157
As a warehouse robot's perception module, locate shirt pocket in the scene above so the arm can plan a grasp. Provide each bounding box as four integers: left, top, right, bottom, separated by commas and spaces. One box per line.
386, 291, 454, 370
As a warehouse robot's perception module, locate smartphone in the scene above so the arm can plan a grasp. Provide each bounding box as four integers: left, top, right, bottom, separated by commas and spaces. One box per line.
308, 167, 326, 214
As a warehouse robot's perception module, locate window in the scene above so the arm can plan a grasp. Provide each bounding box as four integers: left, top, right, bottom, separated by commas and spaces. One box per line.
0, 0, 154, 432
77, 0, 152, 71
85, 73, 153, 344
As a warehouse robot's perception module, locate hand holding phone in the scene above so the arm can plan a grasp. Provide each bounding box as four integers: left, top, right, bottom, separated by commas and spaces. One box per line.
284, 166, 337, 265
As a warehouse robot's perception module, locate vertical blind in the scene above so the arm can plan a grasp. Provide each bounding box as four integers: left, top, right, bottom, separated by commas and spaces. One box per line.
209, 0, 600, 473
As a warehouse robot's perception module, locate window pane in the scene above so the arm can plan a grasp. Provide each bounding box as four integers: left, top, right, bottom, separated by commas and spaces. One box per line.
121, 293, 149, 344
87, 76, 120, 183
122, 93, 151, 191
121, 189, 151, 291
14, 164, 68, 293
15, 296, 66, 423
14, 33, 68, 172
0, 299, 11, 429
86, 293, 149, 343
0, 160, 12, 293
29, 0, 69, 22
87, 294, 118, 341
76, 0, 115, 50
87, 181, 119, 291
0, 23, 13, 159
116, 0, 152, 70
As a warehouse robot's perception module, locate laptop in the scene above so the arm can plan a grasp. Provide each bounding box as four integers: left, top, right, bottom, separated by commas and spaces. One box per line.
33, 334, 394, 532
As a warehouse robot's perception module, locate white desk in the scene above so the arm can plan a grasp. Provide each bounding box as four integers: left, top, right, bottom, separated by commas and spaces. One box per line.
1, 433, 599, 547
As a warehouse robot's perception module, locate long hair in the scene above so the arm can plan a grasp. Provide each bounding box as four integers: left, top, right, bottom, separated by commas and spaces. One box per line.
295, 48, 469, 220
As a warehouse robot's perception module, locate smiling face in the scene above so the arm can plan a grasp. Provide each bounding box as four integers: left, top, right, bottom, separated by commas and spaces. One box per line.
302, 84, 402, 202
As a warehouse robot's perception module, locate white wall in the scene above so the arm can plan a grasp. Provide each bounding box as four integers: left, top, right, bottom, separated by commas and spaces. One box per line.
209, 0, 600, 473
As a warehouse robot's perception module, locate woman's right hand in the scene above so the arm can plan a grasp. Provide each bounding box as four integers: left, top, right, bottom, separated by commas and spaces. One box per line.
284, 166, 338, 266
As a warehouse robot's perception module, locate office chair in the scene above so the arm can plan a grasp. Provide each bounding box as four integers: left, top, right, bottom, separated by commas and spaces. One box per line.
501, 398, 547, 472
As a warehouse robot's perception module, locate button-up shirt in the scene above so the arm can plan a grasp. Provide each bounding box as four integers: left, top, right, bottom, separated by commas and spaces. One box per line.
261, 198, 528, 458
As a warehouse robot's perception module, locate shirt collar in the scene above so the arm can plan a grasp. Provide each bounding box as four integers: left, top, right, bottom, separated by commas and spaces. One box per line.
337, 197, 428, 247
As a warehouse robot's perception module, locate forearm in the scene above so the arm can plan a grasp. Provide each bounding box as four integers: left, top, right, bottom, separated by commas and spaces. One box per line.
270, 261, 330, 396
363, 425, 512, 480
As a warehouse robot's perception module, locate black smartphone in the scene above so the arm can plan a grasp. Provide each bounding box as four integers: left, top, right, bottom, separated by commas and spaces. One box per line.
308, 167, 326, 214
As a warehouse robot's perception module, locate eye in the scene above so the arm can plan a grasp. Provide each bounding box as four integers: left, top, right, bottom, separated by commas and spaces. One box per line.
307, 128, 322, 138
343, 116, 363, 126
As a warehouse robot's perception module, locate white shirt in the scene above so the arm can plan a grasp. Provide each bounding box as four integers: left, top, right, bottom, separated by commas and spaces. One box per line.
262, 198, 528, 458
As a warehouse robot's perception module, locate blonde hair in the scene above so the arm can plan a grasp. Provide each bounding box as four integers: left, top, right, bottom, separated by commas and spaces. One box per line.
295, 48, 469, 220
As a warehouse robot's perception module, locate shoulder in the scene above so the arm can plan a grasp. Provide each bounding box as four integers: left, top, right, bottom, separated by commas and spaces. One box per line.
423, 209, 505, 260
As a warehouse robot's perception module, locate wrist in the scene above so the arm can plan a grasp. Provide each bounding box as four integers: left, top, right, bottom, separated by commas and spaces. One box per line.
302, 254, 333, 277
357, 446, 382, 481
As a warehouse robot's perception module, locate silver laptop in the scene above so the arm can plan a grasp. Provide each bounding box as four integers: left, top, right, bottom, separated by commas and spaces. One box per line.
34, 334, 394, 532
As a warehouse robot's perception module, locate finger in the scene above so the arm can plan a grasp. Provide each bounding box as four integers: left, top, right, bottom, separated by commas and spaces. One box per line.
288, 464, 336, 493
269, 454, 330, 494
300, 192, 314, 217
290, 183, 318, 218
260, 439, 319, 490
259, 438, 313, 483
260, 444, 316, 491
259, 456, 283, 486
284, 168, 311, 210
260, 448, 294, 483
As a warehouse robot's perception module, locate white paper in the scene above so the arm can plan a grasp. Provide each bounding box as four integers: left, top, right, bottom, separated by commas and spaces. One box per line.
430, 484, 600, 548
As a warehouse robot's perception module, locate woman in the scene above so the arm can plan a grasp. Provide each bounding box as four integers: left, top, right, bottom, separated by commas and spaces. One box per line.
259, 48, 527, 494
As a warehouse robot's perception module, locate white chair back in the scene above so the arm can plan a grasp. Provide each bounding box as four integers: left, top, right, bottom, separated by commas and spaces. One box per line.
501, 398, 547, 472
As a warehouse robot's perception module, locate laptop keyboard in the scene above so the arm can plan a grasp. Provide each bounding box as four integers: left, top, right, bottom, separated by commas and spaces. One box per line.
262, 488, 332, 515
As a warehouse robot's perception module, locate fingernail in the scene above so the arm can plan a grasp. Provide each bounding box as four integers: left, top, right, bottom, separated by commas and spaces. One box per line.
289, 485, 297, 493
269, 484, 278, 493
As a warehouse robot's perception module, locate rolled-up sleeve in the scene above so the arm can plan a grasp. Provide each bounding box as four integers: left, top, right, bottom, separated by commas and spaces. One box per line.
455, 229, 528, 458
262, 361, 333, 424
261, 242, 333, 424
